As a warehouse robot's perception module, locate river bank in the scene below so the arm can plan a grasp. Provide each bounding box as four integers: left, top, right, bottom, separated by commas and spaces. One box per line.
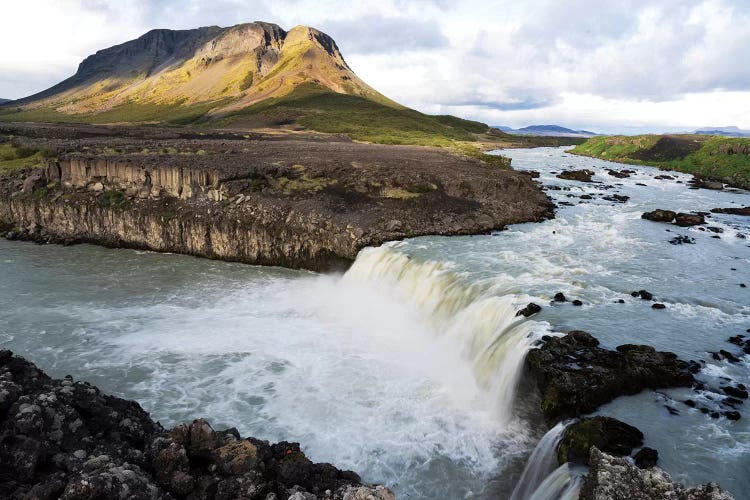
570, 135, 750, 190
0, 123, 552, 271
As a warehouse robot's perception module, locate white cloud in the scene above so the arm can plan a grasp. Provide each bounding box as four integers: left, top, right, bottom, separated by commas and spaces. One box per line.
1, 0, 749, 132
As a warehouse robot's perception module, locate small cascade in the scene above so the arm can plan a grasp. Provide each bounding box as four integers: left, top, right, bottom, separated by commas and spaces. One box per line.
510, 421, 570, 500
343, 244, 550, 423
529, 463, 586, 500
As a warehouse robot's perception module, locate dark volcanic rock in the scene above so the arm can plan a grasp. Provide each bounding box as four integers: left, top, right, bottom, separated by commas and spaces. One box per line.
603, 194, 630, 203
0, 350, 393, 500
580, 448, 732, 500
711, 206, 750, 216
674, 213, 706, 227
525, 331, 695, 424
557, 417, 643, 465
607, 169, 631, 178
670, 235, 695, 245
633, 290, 653, 300
642, 210, 705, 227
516, 302, 542, 317
642, 209, 676, 223
553, 292, 567, 302
634, 447, 659, 469
557, 169, 595, 182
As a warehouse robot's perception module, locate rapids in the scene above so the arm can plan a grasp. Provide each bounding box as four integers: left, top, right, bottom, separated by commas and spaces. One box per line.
1, 146, 749, 498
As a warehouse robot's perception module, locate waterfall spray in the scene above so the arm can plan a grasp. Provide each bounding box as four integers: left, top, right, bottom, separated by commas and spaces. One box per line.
343, 245, 550, 423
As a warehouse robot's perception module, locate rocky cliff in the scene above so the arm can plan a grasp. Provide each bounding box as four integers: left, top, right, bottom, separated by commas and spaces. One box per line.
0, 124, 552, 271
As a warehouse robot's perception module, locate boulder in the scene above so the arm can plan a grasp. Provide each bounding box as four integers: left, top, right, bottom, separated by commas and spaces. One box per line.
525, 331, 695, 424
557, 417, 644, 465
556, 170, 595, 182
634, 447, 659, 469
607, 169, 631, 178
516, 303, 542, 317
22, 172, 47, 194
642, 209, 676, 223
674, 213, 706, 227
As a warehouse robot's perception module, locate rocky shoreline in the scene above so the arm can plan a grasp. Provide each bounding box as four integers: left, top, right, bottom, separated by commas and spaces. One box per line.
0, 350, 393, 500
0, 123, 553, 271
523, 330, 739, 498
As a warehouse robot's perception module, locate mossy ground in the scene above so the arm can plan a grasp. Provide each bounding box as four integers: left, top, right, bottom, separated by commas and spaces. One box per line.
0, 143, 51, 173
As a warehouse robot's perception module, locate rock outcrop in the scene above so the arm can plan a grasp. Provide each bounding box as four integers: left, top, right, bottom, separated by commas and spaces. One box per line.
556, 170, 595, 182
0, 124, 553, 271
525, 331, 696, 424
0, 350, 394, 500
642, 209, 706, 226
556, 417, 643, 465
711, 206, 750, 216
579, 448, 733, 500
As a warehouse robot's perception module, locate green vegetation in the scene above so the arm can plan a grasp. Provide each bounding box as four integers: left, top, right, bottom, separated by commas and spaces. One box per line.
0, 98, 231, 125
0, 142, 52, 173
239, 71, 254, 91
270, 174, 337, 195
571, 135, 660, 160
97, 190, 128, 208
219, 83, 490, 147
572, 135, 750, 189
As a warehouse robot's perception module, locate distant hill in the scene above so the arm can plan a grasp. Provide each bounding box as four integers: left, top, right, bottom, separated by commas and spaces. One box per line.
0, 22, 501, 149
693, 126, 750, 137
0, 99, 11, 105
493, 124, 598, 137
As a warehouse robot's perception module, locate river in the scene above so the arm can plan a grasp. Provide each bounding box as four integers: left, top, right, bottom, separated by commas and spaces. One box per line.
1, 147, 748, 498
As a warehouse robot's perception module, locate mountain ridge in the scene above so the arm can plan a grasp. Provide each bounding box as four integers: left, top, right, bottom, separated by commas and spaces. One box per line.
693, 126, 750, 137
6, 22, 396, 118
493, 124, 598, 137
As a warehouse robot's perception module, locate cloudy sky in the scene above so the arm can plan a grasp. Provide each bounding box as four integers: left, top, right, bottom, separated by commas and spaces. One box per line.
1, 0, 749, 133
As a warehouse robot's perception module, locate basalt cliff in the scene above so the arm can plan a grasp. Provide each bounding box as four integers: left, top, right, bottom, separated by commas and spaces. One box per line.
0, 124, 552, 270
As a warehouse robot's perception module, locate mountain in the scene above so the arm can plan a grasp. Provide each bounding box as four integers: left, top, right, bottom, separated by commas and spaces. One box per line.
10, 23, 392, 115
693, 126, 750, 137
0, 22, 497, 148
494, 124, 598, 137
0, 99, 10, 105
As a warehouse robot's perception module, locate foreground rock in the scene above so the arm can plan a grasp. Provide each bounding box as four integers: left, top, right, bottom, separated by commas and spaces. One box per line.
0, 350, 393, 500
580, 447, 733, 500
0, 123, 553, 271
557, 417, 643, 465
525, 331, 695, 424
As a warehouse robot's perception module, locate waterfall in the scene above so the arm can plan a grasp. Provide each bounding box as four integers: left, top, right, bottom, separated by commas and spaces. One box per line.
342, 244, 550, 424
510, 421, 570, 500
528, 463, 586, 500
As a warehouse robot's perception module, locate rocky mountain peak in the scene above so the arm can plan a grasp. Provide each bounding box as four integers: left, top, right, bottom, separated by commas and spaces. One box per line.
12, 22, 385, 115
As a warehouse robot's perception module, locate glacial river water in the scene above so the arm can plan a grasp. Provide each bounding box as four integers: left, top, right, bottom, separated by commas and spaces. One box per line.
1, 147, 749, 499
